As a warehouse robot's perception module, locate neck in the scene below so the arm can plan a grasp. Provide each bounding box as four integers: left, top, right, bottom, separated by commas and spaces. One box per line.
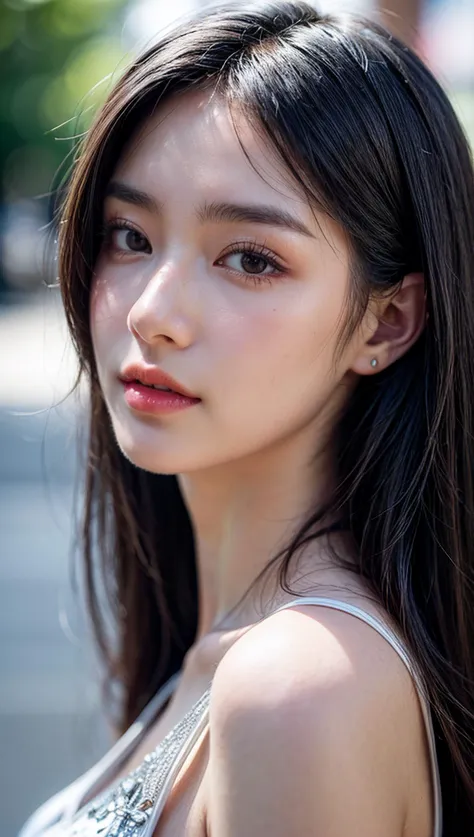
177, 422, 338, 645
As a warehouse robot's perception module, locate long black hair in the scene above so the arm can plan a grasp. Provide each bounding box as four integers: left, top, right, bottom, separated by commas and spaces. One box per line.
57, 3, 474, 831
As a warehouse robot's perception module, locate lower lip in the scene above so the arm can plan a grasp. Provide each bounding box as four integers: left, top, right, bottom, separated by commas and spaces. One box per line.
121, 381, 201, 414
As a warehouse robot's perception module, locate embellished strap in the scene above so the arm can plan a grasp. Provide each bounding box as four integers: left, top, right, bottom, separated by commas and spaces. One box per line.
60, 683, 212, 836
143, 687, 212, 836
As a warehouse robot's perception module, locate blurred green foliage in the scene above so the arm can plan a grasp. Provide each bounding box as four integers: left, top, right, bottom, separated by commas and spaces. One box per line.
0, 0, 129, 202
0, 0, 472, 208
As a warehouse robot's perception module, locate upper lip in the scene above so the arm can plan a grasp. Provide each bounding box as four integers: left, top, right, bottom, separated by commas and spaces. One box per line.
119, 364, 200, 399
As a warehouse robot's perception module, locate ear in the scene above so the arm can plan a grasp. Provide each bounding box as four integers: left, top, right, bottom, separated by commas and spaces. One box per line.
351, 272, 426, 376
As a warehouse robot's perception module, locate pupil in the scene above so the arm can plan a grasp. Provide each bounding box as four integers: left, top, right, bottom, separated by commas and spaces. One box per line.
127, 230, 144, 250
242, 253, 266, 274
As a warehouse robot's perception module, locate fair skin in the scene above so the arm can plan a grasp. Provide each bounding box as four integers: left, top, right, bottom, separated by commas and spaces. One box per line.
90, 89, 431, 835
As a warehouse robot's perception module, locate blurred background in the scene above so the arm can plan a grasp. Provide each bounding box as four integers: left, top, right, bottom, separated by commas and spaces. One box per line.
0, 0, 473, 834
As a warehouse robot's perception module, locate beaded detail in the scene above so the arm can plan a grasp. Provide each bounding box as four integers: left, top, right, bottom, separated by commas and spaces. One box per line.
56, 684, 212, 837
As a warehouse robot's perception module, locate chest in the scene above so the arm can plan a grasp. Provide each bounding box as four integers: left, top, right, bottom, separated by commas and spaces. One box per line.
77, 690, 212, 837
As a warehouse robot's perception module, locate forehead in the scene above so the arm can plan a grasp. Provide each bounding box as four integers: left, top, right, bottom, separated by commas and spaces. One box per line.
113, 88, 308, 209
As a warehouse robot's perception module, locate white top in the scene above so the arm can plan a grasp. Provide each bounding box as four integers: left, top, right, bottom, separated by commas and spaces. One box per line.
18, 596, 443, 837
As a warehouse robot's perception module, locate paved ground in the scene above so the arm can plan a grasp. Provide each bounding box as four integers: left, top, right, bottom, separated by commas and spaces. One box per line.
0, 291, 111, 836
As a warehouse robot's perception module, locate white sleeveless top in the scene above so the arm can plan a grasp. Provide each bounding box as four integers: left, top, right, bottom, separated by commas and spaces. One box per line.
18, 597, 443, 837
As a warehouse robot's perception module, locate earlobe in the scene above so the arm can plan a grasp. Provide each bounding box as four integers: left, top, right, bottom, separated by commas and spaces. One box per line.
351, 354, 384, 376
351, 272, 426, 376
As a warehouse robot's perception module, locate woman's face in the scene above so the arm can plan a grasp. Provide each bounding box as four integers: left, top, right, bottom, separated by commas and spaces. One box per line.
91, 89, 370, 474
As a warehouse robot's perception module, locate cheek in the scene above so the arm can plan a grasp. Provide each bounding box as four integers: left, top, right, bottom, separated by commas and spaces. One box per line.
208, 304, 283, 399
90, 252, 155, 338
213, 283, 344, 394
91, 265, 124, 324
89, 281, 126, 395
205, 296, 343, 457
89, 264, 134, 357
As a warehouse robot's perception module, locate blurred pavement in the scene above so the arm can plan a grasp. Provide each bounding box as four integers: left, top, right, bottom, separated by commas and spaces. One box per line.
0, 292, 111, 837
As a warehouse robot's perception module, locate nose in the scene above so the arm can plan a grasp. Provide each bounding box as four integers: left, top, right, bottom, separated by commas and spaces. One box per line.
127, 260, 195, 347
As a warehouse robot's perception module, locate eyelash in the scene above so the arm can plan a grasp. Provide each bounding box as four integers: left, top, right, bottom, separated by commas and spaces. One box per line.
100, 218, 151, 255
100, 218, 286, 286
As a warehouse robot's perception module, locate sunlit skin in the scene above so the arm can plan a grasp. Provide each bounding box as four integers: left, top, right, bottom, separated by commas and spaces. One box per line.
91, 88, 425, 661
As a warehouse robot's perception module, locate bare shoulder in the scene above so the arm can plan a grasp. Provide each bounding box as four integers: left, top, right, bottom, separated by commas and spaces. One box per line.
207, 603, 432, 837
212, 601, 419, 720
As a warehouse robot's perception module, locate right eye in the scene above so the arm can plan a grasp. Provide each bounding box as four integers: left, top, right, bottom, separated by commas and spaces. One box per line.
102, 220, 151, 254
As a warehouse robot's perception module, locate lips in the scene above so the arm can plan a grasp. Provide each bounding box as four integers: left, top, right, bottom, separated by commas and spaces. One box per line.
119, 364, 199, 400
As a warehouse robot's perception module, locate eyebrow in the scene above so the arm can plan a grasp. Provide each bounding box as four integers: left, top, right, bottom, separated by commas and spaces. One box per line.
197, 201, 315, 238
105, 181, 161, 214
105, 182, 315, 238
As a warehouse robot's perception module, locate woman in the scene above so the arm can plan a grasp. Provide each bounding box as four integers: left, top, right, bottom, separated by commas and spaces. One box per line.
19, 2, 474, 835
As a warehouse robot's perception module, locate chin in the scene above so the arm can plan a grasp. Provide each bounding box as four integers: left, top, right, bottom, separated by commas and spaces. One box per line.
114, 435, 183, 475
110, 425, 207, 475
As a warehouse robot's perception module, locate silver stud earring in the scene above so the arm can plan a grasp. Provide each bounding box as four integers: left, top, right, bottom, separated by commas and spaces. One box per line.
370, 358, 378, 368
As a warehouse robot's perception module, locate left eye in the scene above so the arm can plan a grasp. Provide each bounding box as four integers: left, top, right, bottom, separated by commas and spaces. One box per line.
217, 247, 284, 279
224, 252, 274, 274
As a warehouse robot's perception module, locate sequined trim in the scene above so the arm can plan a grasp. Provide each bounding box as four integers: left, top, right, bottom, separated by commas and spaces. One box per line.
61, 684, 212, 836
